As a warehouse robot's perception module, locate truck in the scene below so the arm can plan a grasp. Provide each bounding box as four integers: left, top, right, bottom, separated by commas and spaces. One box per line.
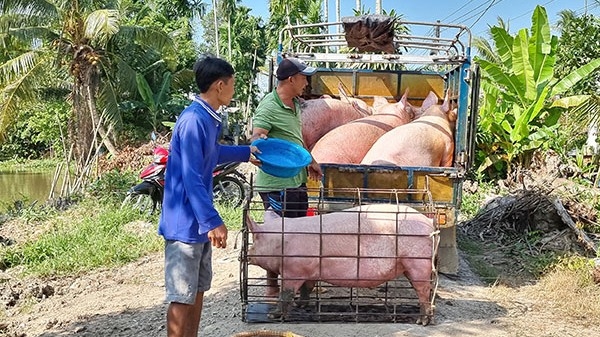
240, 15, 479, 323
272, 15, 479, 274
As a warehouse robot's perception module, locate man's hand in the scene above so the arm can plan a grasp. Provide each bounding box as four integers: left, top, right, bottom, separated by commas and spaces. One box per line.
250, 128, 269, 142
249, 145, 262, 166
208, 224, 228, 249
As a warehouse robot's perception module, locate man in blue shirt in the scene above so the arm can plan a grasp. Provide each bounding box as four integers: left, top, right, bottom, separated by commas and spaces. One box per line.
158, 55, 259, 337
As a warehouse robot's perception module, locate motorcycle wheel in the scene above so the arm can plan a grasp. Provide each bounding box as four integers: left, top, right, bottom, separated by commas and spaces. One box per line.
213, 176, 245, 207
121, 193, 156, 214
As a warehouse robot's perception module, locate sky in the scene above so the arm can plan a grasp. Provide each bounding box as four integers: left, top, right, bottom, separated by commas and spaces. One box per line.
239, 0, 600, 37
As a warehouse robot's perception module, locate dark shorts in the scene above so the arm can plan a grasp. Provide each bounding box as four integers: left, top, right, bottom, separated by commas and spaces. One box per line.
259, 184, 308, 218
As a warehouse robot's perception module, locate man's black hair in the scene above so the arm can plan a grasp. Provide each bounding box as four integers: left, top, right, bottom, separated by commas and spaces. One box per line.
193, 55, 235, 93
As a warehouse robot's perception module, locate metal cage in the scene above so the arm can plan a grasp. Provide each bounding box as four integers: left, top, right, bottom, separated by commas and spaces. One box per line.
239, 185, 440, 324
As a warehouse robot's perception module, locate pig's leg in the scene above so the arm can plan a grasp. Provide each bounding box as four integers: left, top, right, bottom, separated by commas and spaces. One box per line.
274, 277, 305, 319
265, 270, 279, 298
403, 259, 434, 326
296, 280, 316, 308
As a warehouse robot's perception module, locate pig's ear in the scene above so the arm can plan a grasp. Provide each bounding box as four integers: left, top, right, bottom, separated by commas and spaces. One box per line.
448, 108, 458, 123
421, 91, 438, 111
372, 96, 389, 110
399, 88, 409, 106
399, 90, 416, 119
442, 89, 451, 113
404, 102, 416, 120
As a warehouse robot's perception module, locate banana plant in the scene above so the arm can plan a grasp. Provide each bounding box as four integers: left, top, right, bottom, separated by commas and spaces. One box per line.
135, 71, 172, 131
475, 5, 600, 176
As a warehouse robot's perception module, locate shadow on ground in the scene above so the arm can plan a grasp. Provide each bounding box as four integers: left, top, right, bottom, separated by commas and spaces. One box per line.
31, 275, 507, 337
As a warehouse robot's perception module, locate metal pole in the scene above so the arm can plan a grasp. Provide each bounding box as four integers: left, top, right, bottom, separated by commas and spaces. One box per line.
336, 0, 341, 33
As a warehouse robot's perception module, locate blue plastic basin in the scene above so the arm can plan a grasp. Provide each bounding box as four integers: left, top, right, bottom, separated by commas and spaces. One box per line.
251, 138, 312, 178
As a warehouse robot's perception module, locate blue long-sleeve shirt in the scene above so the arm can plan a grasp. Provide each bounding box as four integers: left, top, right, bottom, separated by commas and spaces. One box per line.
158, 98, 250, 243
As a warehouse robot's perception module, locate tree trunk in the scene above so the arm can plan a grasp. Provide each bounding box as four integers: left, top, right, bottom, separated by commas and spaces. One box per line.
228, 17, 232, 60
68, 44, 117, 192
213, 0, 220, 57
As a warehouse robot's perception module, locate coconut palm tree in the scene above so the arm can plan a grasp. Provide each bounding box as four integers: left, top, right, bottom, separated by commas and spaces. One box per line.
0, 0, 172, 191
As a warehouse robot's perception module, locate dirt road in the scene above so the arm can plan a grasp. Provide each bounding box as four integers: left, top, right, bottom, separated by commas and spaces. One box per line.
1, 230, 597, 337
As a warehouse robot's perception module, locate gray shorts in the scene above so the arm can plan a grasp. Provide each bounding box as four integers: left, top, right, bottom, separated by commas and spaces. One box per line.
164, 240, 213, 304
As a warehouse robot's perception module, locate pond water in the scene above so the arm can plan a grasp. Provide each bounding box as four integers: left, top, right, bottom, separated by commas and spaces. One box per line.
0, 171, 57, 210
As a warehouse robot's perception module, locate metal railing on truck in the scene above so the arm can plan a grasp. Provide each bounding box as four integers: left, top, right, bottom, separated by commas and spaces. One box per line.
278, 17, 472, 66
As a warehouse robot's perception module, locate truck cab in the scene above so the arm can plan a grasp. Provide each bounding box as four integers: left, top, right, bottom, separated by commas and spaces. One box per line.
270, 15, 480, 274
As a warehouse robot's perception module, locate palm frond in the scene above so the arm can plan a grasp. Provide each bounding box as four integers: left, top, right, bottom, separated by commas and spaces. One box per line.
171, 68, 195, 92
97, 81, 122, 132
1, 0, 57, 18
570, 94, 600, 126
85, 9, 119, 46
8, 25, 58, 44
0, 50, 37, 84
110, 54, 138, 96
0, 55, 47, 138
473, 36, 500, 64
116, 25, 173, 53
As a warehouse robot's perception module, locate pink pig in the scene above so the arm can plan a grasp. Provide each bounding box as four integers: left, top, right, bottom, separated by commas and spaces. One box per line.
301, 98, 371, 150
310, 90, 414, 164
361, 91, 457, 167
245, 203, 438, 325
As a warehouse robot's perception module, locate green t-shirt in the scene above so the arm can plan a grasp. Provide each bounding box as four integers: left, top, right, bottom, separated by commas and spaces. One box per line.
252, 90, 307, 190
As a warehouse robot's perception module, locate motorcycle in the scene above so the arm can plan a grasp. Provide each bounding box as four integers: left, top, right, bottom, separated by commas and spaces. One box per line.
211, 161, 248, 207
122, 134, 248, 214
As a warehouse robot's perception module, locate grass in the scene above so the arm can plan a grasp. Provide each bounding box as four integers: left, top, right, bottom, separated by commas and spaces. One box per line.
0, 199, 162, 276
216, 193, 267, 231
216, 202, 245, 231
0, 158, 60, 173
459, 180, 499, 219
0, 193, 248, 277
457, 236, 501, 284
489, 256, 600, 326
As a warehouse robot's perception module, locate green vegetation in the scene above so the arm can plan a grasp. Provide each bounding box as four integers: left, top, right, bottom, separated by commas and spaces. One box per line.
459, 181, 499, 219
0, 168, 247, 277
0, 198, 247, 277
473, 5, 600, 180
0, 159, 61, 173
0, 200, 159, 276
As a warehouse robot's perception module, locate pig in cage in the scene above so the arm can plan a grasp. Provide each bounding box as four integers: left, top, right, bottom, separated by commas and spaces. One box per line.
239, 186, 440, 325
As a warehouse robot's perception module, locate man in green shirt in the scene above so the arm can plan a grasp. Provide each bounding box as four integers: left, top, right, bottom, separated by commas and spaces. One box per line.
251, 57, 322, 297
